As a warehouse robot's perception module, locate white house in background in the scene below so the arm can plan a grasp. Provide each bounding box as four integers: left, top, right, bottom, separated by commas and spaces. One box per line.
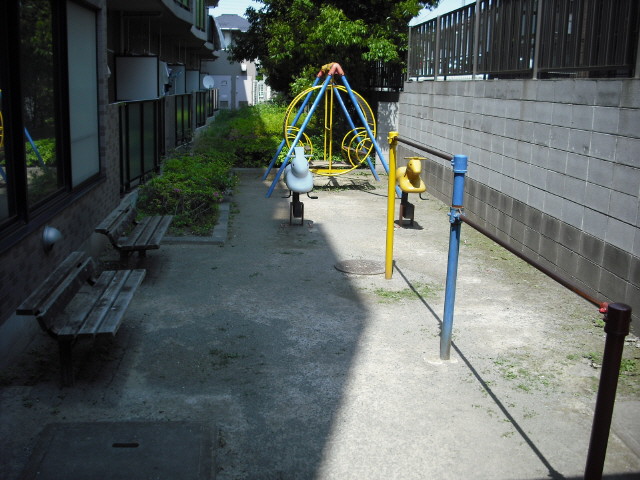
201, 13, 271, 108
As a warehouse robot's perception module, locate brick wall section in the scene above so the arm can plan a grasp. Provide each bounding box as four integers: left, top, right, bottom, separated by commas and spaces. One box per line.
0, 104, 123, 329
397, 78, 640, 331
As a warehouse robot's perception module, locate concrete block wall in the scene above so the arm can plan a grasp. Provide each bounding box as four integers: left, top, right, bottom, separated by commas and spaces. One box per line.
397, 78, 640, 331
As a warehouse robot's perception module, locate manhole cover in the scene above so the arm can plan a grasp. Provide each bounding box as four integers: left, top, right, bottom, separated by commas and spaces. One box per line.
334, 259, 385, 275
21, 422, 213, 480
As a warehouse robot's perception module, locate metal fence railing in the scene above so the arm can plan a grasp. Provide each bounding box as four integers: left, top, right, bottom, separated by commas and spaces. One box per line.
195, 91, 207, 128
175, 93, 192, 145
207, 88, 218, 117
408, 0, 640, 80
368, 61, 405, 91
119, 99, 160, 192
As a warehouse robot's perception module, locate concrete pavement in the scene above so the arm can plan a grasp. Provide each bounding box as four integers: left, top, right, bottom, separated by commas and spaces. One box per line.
1, 169, 639, 479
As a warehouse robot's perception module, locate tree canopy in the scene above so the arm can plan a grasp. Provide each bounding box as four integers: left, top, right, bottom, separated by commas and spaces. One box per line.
228, 0, 439, 97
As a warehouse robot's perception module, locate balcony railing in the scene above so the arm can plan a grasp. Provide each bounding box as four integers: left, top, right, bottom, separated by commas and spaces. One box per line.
195, 91, 206, 128
408, 0, 639, 80
119, 100, 160, 192
207, 88, 218, 117
175, 93, 192, 145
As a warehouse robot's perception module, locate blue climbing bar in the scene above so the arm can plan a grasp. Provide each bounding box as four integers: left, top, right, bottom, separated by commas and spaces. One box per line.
440, 154, 468, 360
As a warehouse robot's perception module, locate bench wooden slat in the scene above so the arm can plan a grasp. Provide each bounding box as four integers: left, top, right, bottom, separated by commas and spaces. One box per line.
94, 207, 126, 233
37, 259, 95, 325
119, 215, 172, 251
119, 217, 156, 250
148, 215, 173, 247
91, 269, 146, 336
55, 270, 118, 338
18, 257, 95, 335
76, 269, 135, 337
96, 197, 173, 257
95, 207, 137, 246
17, 252, 86, 316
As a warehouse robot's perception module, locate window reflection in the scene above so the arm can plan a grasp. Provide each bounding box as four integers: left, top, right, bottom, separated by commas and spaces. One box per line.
20, 0, 60, 207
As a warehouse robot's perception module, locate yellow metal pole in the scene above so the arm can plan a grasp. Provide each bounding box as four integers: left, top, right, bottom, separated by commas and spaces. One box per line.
385, 131, 398, 279
328, 83, 334, 164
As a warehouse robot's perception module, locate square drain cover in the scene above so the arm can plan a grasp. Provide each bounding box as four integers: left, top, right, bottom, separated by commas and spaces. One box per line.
21, 421, 214, 480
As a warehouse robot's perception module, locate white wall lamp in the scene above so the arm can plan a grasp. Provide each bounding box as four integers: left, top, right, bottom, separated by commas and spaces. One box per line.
42, 226, 63, 252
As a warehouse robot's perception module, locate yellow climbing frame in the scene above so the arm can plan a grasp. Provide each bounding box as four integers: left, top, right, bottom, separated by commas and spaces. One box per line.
283, 82, 376, 176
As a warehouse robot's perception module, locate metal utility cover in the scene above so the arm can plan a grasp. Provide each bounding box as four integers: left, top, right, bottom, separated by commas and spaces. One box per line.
334, 259, 385, 275
20, 421, 214, 480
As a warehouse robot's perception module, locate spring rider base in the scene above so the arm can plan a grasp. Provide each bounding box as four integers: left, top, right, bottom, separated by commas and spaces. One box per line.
284, 146, 315, 226
396, 157, 426, 227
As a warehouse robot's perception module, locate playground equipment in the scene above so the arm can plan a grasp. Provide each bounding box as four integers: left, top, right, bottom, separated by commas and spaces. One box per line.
396, 156, 426, 227
264, 63, 397, 198
282, 84, 376, 176
283, 146, 315, 225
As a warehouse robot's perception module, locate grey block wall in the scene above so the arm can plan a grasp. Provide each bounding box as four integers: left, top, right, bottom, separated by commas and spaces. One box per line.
396, 78, 640, 332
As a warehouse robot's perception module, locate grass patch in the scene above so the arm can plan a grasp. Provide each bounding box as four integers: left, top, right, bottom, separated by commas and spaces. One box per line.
493, 354, 557, 393
373, 282, 440, 303
209, 348, 244, 368
137, 103, 290, 235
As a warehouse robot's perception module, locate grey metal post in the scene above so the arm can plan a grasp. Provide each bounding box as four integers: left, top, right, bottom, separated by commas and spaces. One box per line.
434, 14, 441, 80
532, 0, 544, 79
472, 0, 481, 78
407, 26, 413, 80
584, 303, 632, 479
636, 21, 640, 78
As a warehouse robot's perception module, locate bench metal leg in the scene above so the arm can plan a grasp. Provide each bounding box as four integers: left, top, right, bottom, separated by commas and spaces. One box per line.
59, 339, 74, 387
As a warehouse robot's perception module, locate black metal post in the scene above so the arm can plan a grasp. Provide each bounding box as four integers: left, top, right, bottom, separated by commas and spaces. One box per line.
584, 303, 632, 480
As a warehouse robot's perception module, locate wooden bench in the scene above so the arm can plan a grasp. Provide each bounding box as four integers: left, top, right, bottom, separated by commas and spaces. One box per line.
95, 204, 173, 260
16, 251, 146, 386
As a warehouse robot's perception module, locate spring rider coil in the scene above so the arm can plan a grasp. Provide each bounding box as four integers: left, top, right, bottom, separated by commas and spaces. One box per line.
396, 157, 426, 226
284, 146, 314, 225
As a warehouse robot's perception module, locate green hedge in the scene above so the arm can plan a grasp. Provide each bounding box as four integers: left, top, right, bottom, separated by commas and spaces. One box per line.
137, 152, 237, 236
194, 103, 286, 168
138, 102, 288, 235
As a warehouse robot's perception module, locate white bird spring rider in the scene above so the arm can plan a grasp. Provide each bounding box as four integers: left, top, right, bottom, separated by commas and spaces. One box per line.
283, 146, 315, 225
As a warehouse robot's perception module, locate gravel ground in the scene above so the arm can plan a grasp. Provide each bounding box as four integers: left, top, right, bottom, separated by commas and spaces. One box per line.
0, 169, 638, 480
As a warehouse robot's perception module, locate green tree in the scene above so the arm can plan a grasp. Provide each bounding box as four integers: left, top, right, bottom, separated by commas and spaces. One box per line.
229, 0, 438, 97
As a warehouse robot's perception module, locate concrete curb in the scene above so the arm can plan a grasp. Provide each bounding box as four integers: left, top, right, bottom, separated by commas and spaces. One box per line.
163, 201, 230, 246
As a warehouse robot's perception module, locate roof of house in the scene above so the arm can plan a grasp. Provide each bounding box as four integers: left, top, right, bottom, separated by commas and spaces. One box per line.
215, 14, 250, 31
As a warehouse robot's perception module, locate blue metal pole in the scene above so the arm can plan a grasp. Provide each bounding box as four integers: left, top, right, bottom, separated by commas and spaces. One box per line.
338, 76, 390, 174
440, 154, 468, 360
338, 75, 401, 196
332, 88, 379, 181
24, 128, 45, 167
266, 74, 333, 198
262, 76, 321, 180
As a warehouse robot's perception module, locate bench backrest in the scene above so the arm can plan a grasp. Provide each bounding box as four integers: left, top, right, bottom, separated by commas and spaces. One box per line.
94, 206, 137, 245
17, 251, 96, 333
